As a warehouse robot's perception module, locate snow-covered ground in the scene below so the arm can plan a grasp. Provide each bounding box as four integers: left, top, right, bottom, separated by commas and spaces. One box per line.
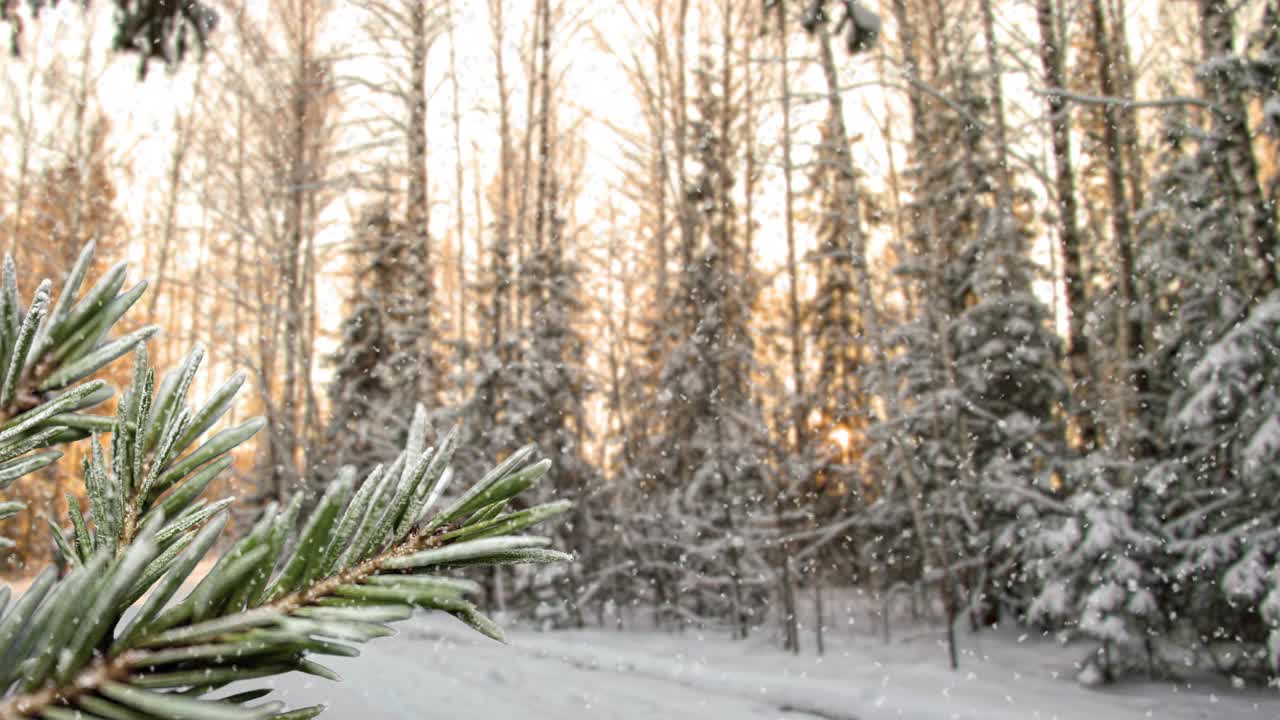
265, 613, 1278, 719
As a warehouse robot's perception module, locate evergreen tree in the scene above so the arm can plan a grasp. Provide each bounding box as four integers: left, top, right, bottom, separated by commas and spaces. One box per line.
1156, 293, 1280, 678
638, 51, 774, 638
1024, 2, 1280, 681
2, 0, 217, 75
869, 7, 1067, 644
806, 116, 870, 536
1132, 104, 1280, 679
868, 34, 994, 637
0, 244, 573, 718
1055, 2, 1280, 680
503, 174, 597, 624
1024, 458, 1164, 684
322, 208, 429, 480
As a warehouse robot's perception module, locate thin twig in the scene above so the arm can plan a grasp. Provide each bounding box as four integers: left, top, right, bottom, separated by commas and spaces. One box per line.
1032, 86, 1214, 111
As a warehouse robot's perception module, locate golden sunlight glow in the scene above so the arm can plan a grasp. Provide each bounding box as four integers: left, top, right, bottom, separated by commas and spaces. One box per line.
829, 425, 853, 455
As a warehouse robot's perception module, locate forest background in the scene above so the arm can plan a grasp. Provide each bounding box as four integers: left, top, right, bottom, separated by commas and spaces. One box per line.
2, 0, 1279, 685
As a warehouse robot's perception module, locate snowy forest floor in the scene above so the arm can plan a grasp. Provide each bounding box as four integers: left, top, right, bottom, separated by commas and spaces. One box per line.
262, 611, 1278, 719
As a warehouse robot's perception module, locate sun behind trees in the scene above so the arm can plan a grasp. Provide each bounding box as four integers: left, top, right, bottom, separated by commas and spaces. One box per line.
1, 0, 1279, 711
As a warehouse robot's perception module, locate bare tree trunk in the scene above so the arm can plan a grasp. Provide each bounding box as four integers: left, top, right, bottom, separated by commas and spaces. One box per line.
1199, 0, 1278, 295
1089, 0, 1144, 454
278, 0, 312, 501
1036, 0, 1097, 451
870, 4, 962, 669
514, 3, 543, 327
5, 61, 38, 256
1108, 0, 1144, 211
230, 29, 250, 427
776, 1, 803, 656
675, 0, 694, 273
189, 173, 211, 355
980, 0, 1012, 213
814, 559, 825, 656
407, 0, 436, 405
64, 26, 92, 266
489, 0, 513, 354
654, 0, 671, 315
301, 186, 320, 485
532, 0, 553, 262
471, 140, 487, 343
741, 2, 758, 272
448, 1, 468, 384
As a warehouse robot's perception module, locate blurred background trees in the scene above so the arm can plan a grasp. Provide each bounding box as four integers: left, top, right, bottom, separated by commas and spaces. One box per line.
2, 0, 1279, 684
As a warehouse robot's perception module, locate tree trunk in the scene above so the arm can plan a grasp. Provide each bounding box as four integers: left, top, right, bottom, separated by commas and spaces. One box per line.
449, 1, 468, 394
148, 68, 201, 324
814, 559, 825, 656
1036, 0, 1098, 451
407, 0, 436, 405
1199, 0, 1278, 296
1090, 0, 1146, 456
279, 0, 311, 501
879, 3, 962, 670
532, 0, 553, 264
489, 0, 513, 355
777, 2, 804, 655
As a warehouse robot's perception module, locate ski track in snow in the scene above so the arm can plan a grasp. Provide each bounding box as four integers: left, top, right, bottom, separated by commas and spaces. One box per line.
262, 615, 1279, 720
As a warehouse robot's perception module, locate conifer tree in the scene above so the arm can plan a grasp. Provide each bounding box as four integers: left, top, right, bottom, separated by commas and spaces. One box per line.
1152, 294, 1280, 678
640, 47, 774, 638
322, 208, 428, 479
868, 0, 1066, 645
0, 244, 573, 718
1021, 1, 1280, 682
2, 0, 217, 75
807, 116, 870, 525
1120, 8, 1280, 673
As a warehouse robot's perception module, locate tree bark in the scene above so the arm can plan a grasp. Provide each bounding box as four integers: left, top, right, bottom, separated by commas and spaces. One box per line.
777, 1, 804, 655
1199, 0, 1278, 296
1090, 0, 1146, 454
1036, 0, 1098, 451
278, 0, 312, 501
406, 0, 436, 405
447, 1, 467, 359
489, 0, 513, 354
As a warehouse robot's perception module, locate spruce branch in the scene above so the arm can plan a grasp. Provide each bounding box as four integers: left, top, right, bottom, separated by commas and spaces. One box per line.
0, 242, 574, 717
1, 387, 571, 719
0, 243, 158, 546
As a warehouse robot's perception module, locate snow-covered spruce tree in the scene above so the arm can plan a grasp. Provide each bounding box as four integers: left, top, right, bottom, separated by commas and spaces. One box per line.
321, 207, 431, 478
805, 114, 871, 571
1024, 4, 1280, 682
1003, 185, 1155, 682
1023, 454, 1165, 683
502, 193, 598, 626
1132, 114, 1280, 679
0, 245, 573, 719
443, 0, 597, 625
869, 18, 1067, 641
1041, 7, 1280, 682
1151, 294, 1280, 679
639, 52, 774, 639
960, 220, 1068, 624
